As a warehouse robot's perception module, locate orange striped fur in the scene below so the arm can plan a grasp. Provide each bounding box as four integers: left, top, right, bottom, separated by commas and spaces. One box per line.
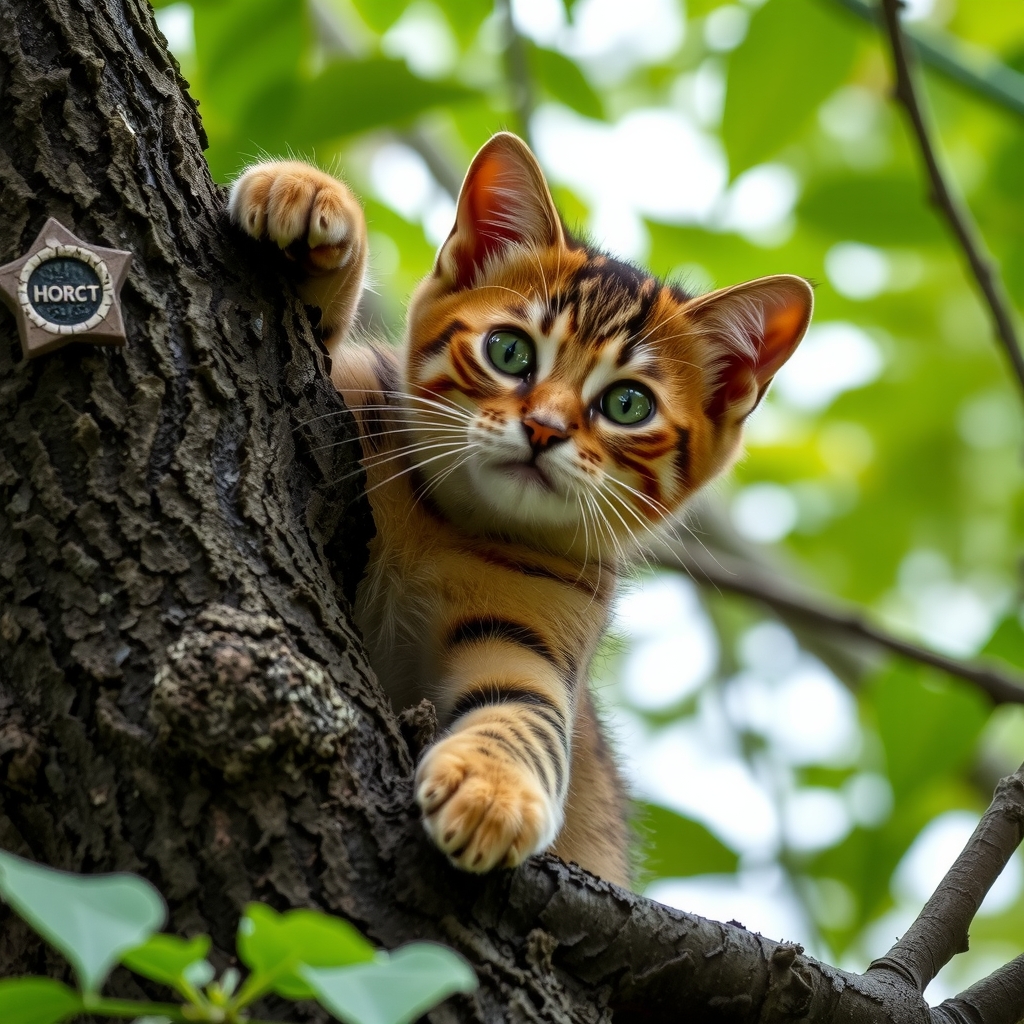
229, 134, 813, 887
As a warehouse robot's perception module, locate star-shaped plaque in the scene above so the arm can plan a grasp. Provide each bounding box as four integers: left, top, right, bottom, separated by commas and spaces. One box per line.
0, 218, 132, 360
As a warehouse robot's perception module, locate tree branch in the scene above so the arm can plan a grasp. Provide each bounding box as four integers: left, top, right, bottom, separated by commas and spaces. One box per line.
934, 952, 1024, 1024
508, 758, 1024, 1023
878, 0, 1024, 400
651, 536, 1024, 705
869, 761, 1024, 993
832, 0, 1024, 119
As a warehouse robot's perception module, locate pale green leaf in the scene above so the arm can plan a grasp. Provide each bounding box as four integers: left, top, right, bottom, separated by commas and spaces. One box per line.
303, 944, 477, 1024
0, 852, 166, 994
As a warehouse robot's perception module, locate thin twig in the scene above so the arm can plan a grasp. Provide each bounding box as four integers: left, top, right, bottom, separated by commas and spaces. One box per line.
879, 0, 1024, 399
868, 762, 1024, 994
494, 0, 535, 147
652, 538, 1024, 705
832, 0, 1024, 119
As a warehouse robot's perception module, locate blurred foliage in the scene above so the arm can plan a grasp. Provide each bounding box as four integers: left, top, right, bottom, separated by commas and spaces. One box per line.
152, 0, 1024, 999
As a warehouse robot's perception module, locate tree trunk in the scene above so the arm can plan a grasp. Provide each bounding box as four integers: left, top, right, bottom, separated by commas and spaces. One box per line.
0, 2, 1008, 1023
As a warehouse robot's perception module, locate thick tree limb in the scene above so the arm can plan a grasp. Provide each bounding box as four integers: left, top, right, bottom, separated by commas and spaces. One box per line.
879, 0, 1024, 400
653, 536, 1024, 705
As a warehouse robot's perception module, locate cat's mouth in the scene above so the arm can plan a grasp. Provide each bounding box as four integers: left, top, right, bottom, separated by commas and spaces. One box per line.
494, 460, 556, 492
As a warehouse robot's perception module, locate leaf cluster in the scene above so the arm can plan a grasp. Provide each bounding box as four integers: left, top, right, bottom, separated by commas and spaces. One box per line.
0, 851, 476, 1024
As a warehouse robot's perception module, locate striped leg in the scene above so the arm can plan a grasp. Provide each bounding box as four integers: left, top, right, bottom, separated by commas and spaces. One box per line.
415, 619, 573, 872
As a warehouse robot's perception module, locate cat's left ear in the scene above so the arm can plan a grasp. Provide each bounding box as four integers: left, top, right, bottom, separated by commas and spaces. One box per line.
435, 132, 564, 289
686, 274, 814, 421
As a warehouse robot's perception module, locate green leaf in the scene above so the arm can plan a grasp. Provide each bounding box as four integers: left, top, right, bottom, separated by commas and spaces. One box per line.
530, 46, 603, 120
799, 175, 946, 246
0, 978, 83, 1024
982, 613, 1024, 671
639, 803, 739, 878
303, 944, 477, 1024
0, 851, 166, 994
121, 933, 212, 992
350, 0, 410, 33
194, 0, 307, 122
870, 665, 989, 804
722, 0, 858, 175
237, 903, 375, 1000
435, 0, 492, 45
235, 58, 478, 156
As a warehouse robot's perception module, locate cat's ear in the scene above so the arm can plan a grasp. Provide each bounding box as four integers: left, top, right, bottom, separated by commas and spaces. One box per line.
687, 274, 813, 421
435, 132, 564, 288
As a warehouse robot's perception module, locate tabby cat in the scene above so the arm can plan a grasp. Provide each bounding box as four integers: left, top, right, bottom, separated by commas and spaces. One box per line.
229, 133, 812, 888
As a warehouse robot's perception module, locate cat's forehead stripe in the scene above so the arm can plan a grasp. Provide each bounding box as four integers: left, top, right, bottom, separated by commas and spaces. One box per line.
413, 317, 470, 373
561, 257, 659, 342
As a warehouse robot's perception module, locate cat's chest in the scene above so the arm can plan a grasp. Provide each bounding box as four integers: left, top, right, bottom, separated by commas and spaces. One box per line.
351, 488, 612, 712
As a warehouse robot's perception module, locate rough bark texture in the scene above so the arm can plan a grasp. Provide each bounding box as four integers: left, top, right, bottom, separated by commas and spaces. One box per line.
0, 2, 1013, 1023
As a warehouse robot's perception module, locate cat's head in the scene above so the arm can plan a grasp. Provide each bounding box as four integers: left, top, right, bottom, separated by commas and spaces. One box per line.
401, 133, 812, 561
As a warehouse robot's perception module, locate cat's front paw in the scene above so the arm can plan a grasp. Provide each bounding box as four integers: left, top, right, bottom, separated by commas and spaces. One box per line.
228, 161, 364, 274
415, 733, 560, 872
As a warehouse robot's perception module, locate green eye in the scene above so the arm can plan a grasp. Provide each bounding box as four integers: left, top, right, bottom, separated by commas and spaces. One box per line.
486, 330, 535, 377
601, 382, 655, 425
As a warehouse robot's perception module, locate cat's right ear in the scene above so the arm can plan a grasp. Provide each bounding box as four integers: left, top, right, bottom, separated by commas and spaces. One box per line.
435, 132, 564, 289
687, 274, 814, 422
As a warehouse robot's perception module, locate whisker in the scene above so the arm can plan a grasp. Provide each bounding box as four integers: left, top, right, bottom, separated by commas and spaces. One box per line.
604, 474, 673, 519
418, 448, 477, 498
358, 437, 474, 468
473, 282, 536, 306
343, 397, 474, 422
598, 481, 663, 577
361, 444, 478, 498
670, 515, 729, 580
329, 439, 472, 487
337, 386, 476, 417
306, 426, 466, 456
594, 480, 657, 574
578, 492, 602, 610
590, 487, 632, 562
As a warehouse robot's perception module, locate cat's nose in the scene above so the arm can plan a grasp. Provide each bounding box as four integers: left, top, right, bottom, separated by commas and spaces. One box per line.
522, 415, 570, 451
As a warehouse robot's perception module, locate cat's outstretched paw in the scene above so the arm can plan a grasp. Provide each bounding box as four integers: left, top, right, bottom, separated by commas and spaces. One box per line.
228, 161, 364, 274
415, 733, 560, 872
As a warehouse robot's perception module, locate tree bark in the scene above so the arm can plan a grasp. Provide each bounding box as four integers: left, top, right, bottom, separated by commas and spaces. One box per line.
0, 3, 1020, 1024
